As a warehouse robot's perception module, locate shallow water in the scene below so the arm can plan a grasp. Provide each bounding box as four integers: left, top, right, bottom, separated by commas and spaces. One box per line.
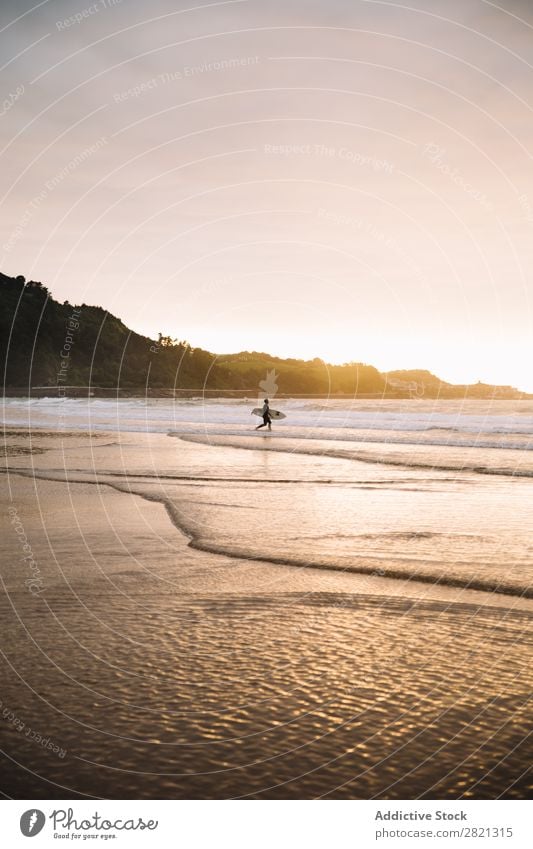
3, 398, 532, 597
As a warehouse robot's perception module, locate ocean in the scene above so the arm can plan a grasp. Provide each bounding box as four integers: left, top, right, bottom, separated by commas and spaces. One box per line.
3, 397, 533, 598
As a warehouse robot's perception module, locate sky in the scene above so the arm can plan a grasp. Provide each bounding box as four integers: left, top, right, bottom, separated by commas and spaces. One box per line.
1, 0, 533, 389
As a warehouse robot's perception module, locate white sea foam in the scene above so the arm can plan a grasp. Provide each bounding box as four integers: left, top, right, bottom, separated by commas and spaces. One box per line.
2, 397, 533, 449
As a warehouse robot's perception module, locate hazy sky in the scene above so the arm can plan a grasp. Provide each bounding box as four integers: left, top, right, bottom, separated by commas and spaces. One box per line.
1, 0, 533, 389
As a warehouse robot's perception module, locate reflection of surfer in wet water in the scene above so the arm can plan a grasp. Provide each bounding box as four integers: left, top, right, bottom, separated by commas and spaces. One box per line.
255, 398, 272, 431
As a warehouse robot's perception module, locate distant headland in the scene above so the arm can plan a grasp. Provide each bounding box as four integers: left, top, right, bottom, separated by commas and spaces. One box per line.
1, 272, 530, 399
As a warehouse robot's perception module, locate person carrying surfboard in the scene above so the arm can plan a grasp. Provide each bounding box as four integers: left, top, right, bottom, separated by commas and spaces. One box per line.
255, 399, 272, 431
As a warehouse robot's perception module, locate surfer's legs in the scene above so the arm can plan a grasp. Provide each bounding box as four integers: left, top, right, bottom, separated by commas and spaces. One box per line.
256, 415, 271, 430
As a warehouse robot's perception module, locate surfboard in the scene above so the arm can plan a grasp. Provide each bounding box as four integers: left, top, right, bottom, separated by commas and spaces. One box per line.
251, 407, 286, 419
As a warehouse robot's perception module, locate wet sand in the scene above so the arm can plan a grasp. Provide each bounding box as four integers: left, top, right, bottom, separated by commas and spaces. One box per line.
0, 428, 531, 799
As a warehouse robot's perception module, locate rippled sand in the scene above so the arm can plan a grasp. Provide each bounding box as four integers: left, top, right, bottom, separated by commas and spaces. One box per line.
1, 428, 531, 799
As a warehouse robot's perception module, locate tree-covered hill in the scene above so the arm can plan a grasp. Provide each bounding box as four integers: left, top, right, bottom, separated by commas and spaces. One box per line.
0, 272, 385, 394
1, 272, 529, 398
0, 272, 232, 390
217, 352, 385, 395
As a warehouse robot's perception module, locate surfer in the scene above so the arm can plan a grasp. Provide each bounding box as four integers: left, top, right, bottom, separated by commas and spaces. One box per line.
255, 398, 272, 431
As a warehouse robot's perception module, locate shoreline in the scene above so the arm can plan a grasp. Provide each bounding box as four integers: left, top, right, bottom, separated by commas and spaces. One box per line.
2, 425, 532, 611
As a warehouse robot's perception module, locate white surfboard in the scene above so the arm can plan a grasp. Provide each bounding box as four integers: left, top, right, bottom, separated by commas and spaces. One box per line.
251, 407, 286, 419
